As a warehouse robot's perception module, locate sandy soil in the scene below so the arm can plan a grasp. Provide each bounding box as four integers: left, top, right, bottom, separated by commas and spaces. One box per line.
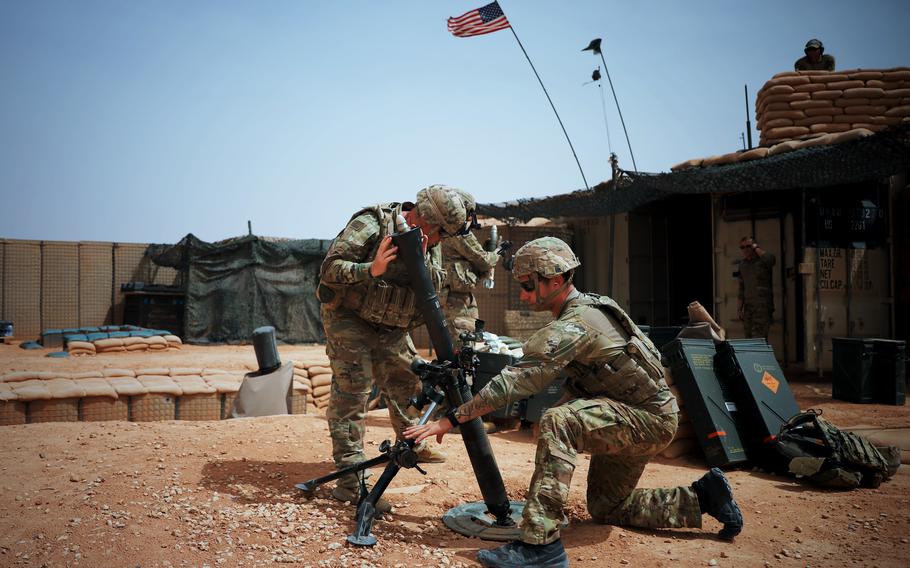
1, 343, 909, 568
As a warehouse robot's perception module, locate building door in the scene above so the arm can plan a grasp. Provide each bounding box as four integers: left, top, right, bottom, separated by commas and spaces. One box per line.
628, 195, 713, 327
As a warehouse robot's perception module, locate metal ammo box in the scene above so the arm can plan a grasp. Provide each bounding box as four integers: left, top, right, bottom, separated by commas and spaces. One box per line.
661, 338, 749, 468
472, 352, 519, 419
714, 339, 800, 459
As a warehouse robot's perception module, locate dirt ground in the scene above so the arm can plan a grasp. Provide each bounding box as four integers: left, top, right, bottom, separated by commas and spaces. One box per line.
1, 343, 909, 568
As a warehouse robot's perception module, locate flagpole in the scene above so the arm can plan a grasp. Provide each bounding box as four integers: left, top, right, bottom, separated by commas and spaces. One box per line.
507, 27, 590, 190
597, 50, 637, 172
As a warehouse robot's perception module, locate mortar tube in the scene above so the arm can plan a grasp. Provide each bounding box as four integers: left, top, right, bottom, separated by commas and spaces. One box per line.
391, 227, 512, 525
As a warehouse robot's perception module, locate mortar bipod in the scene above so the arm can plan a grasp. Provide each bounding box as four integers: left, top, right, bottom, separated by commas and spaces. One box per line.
295, 386, 446, 546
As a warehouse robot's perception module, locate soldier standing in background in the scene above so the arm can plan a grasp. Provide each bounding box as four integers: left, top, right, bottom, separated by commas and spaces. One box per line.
440, 190, 500, 344
737, 236, 776, 339
794, 38, 835, 71
406, 237, 743, 568
316, 185, 471, 512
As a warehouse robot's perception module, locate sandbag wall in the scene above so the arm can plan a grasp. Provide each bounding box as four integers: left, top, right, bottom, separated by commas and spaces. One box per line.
68, 334, 182, 355
292, 356, 333, 413
0, 366, 311, 426
756, 67, 910, 146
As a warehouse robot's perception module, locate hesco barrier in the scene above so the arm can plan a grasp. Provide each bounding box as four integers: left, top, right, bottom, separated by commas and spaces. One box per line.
0, 239, 181, 341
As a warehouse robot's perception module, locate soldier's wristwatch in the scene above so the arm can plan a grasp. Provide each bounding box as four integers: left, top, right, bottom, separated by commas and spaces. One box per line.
445, 410, 460, 429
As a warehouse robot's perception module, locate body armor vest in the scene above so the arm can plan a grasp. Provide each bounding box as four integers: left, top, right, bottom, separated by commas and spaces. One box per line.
318, 203, 437, 329
773, 410, 900, 488
563, 294, 679, 415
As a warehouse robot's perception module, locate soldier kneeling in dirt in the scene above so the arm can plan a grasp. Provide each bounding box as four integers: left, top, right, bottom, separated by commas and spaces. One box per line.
405, 237, 743, 568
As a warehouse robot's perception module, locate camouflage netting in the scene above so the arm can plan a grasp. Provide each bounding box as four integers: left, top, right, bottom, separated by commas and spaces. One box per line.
477, 124, 910, 221
148, 234, 332, 344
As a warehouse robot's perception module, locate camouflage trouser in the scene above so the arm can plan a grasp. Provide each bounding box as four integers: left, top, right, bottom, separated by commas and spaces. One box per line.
443, 290, 479, 345
522, 398, 702, 545
743, 302, 773, 339
322, 305, 421, 488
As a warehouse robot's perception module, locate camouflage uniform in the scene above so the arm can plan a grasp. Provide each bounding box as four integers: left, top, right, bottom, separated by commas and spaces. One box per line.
476, 238, 699, 546
738, 253, 776, 339
317, 187, 466, 489
441, 233, 499, 343
794, 53, 835, 71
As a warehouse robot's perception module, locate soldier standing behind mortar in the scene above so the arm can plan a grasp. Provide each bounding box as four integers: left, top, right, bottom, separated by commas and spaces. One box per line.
439, 189, 500, 345
737, 236, 776, 339
316, 185, 471, 512
405, 237, 743, 568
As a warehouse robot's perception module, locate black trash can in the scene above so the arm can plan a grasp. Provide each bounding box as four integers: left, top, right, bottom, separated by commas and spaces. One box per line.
831, 337, 876, 404
872, 339, 906, 406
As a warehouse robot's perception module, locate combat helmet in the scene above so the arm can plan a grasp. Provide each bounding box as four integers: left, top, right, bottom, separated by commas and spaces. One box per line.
452, 187, 481, 234
512, 236, 580, 279
415, 185, 469, 237
804, 38, 824, 54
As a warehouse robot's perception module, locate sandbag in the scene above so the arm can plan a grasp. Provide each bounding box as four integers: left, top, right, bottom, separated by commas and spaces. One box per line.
313, 384, 331, 398
102, 368, 135, 378
795, 116, 835, 126
736, 147, 769, 161
306, 365, 333, 376
108, 377, 147, 396
137, 375, 183, 396
805, 106, 842, 116
810, 123, 851, 133
95, 338, 124, 349
767, 141, 800, 156
170, 367, 203, 376
843, 87, 885, 99
67, 342, 96, 354
164, 334, 183, 346
764, 126, 810, 139
126, 343, 149, 351
75, 378, 118, 398
10, 380, 52, 401
790, 99, 834, 110
172, 375, 216, 395
827, 80, 865, 91
762, 118, 794, 129
811, 89, 843, 100
310, 373, 332, 388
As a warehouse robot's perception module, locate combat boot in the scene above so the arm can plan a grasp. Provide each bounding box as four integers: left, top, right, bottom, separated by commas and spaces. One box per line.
331, 482, 392, 514
476, 539, 568, 568
414, 442, 448, 464
692, 467, 743, 540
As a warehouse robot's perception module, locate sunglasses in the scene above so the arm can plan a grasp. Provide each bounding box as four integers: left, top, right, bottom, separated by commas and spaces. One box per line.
519, 279, 536, 292
739, 246, 750, 250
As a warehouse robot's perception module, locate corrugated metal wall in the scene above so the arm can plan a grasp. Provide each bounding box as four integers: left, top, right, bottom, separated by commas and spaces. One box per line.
0, 239, 181, 341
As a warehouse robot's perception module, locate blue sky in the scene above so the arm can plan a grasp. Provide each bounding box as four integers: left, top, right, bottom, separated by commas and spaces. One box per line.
1, 1, 907, 243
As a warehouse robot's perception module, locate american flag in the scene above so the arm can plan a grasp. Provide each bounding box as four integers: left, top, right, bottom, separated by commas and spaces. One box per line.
447, 2, 511, 38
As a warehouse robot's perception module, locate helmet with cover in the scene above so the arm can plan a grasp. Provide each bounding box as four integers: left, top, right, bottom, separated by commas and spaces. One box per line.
415, 185, 469, 237
511, 237, 580, 279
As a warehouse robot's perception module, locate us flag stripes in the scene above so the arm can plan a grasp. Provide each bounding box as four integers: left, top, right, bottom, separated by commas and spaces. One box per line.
447, 1, 511, 38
